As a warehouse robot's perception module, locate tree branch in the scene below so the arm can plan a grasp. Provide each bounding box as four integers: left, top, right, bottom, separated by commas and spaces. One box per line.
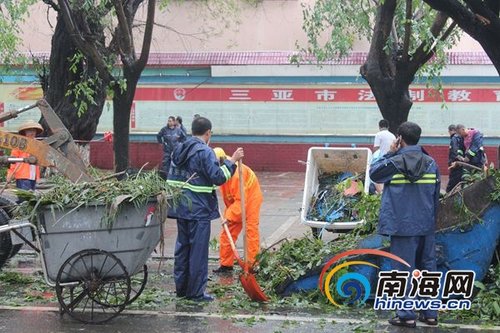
408, 12, 453, 76
402, 0, 412, 62
422, 0, 498, 38
42, 0, 59, 11
363, 0, 397, 81
57, 0, 114, 83
136, 0, 156, 70
113, 0, 134, 60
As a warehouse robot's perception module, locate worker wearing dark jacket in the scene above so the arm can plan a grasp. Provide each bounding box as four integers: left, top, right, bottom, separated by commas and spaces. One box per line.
157, 116, 186, 178
446, 124, 465, 192
370, 122, 440, 328
167, 117, 244, 301
456, 124, 485, 169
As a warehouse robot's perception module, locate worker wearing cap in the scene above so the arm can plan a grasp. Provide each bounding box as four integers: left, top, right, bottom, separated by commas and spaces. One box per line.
213, 147, 263, 273
6, 120, 43, 190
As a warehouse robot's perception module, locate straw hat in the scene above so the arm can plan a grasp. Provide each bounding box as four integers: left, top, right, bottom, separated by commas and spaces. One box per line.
18, 120, 43, 135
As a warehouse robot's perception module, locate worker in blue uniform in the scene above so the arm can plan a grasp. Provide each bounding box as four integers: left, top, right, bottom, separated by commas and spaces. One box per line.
446, 124, 465, 193
157, 116, 186, 179
167, 116, 244, 302
370, 122, 441, 328
455, 124, 486, 169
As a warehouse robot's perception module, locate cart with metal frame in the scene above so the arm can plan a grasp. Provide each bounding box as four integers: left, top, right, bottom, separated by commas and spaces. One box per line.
0, 198, 163, 324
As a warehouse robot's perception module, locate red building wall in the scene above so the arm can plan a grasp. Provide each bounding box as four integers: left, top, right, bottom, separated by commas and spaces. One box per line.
90, 141, 499, 175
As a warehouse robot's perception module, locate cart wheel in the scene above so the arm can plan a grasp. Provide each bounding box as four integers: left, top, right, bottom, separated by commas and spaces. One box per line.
127, 265, 148, 305
0, 196, 22, 269
0, 208, 14, 269
55, 249, 131, 324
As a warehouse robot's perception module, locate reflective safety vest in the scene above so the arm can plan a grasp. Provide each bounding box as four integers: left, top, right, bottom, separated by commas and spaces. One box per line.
7, 149, 40, 182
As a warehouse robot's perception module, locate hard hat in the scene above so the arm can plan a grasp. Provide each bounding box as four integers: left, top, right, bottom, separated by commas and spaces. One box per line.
213, 147, 227, 160
18, 120, 43, 135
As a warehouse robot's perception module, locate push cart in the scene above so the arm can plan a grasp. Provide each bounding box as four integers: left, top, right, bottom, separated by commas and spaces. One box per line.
0, 198, 163, 324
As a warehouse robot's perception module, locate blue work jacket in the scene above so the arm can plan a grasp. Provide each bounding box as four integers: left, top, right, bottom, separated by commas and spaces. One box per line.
465, 131, 485, 168
157, 126, 186, 153
167, 137, 236, 221
369, 146, 440, 236
448, 133, 464, 166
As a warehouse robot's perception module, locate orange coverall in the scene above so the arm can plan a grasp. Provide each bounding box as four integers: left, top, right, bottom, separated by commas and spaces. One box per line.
7, 149, 40, 182
219, 163, 263, 267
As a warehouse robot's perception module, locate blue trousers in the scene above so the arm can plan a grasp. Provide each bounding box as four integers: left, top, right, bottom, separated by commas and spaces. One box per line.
174, 218, 211, 299
161, 152, 172, 179
16, 179, 36, 190
390, 234, 438, 320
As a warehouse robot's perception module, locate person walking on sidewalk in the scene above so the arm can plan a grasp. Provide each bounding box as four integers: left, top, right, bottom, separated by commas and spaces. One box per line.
370, 122, 440, 328
212, 147, 263, 274
167, 117, 244, 302
7, 120, 44, 190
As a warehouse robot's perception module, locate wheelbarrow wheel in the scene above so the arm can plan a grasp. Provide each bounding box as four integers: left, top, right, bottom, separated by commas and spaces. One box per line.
0, 196, 23, 269
0, 209, 12, 269
127, 265, 148, 305
55, 249, 131, 324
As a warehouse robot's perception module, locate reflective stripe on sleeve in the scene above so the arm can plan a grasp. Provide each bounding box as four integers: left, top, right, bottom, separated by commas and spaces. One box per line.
221, 164, 231, 181
390, 173, 437, 185
167, 180, 216, 193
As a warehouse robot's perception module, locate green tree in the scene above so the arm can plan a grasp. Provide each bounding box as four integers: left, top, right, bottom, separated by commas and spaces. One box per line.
422, 0, 500, 75
38, 1, 110, 142
0, 0, 35, 64
299, 0, 459, 132
55, 0, 156, 172
41, 0, 250, 172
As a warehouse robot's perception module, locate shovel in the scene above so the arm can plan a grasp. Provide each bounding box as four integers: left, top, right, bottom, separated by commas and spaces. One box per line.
220, 217, 268, 302
219, 160, 268, 302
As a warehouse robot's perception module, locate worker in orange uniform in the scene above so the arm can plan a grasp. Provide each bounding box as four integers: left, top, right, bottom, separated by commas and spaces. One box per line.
6, 120, 43, 190
212, 147, 263, 273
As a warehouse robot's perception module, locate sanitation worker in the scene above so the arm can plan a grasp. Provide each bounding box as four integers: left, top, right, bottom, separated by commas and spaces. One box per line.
212, 147, 263, 274
455, 124, 486, 169
446, 124, 465, 192
370, 122, 440, 328
157, 115, 186, 179
167, 117, 244, 302
6, 120, 44, 190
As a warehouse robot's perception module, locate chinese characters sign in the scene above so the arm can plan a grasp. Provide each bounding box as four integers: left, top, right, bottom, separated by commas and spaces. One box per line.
128, 86, 500, 103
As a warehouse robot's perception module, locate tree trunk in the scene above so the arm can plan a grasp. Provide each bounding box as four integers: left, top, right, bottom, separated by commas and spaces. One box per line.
113, 70, 141, 172
361, 58, 414, 134
41, 13, 108, 141
370, 84, 412, 133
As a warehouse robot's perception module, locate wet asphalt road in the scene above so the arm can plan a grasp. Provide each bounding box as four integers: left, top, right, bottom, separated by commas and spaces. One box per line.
0, 307, 498, 333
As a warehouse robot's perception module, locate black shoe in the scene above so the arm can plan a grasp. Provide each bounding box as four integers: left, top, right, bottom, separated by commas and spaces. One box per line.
388, 316, 416, 328
213, 265, 233, 274
189, 293, 215, 302
418, 315, 438, 326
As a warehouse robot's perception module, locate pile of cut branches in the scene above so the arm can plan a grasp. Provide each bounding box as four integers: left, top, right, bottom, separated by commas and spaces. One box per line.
13, 171, 182, 229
